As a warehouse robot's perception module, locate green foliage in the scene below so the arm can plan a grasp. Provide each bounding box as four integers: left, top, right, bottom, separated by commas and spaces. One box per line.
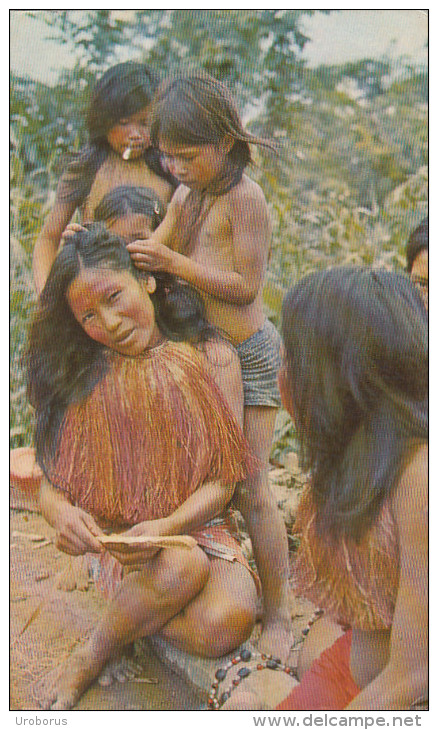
11, 10, 428, 461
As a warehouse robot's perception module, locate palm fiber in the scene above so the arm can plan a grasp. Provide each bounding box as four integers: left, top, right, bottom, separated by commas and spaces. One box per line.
46, 340, 251, 527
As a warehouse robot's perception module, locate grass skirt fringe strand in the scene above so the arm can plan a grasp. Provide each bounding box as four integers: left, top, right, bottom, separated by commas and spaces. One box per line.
292, 487, 399, 632
47, 341, 252, 526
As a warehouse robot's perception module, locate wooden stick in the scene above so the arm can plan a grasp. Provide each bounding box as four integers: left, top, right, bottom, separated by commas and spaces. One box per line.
98, 534, 197, 550
12, 530, 47, 542
131, 677, 159, 684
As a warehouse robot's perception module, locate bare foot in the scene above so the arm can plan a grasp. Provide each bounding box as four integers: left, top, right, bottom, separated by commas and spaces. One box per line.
257, 616, 295, 664
56, 556, 90, 592
35, 644, 105, 710
98, 653, 143, 686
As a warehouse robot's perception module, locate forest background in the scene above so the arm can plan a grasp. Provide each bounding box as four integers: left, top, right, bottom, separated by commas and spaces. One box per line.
10, 9, 428, 462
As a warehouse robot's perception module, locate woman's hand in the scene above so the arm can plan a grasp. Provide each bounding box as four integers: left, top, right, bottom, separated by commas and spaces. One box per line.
104, 519, 169, 568
53, 502, 104, 556
126, 239, 176, 273
61, 222, 87, 243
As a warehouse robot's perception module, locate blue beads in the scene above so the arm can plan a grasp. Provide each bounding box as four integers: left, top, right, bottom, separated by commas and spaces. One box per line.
238, 667, 251, 678
208, 646, 300, 710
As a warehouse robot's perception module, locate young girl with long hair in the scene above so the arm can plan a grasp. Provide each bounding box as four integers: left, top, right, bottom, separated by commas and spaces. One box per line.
220, 267, 428, 711
27, 226, 258, 710
127, 72, 293, 660
94, 184, 165, 241
32, 62, 176, 293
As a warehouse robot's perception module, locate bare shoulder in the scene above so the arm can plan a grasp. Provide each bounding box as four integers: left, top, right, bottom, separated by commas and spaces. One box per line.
228, 175, 268, 208
392, 443, 428, 527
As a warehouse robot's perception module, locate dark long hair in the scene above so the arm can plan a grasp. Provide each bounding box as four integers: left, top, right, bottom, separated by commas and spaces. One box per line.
27, 224, 213, 471
94, 185, 165, 231
58, 63, 176, 207
151, 72, 275, 173
86, 62, 158, 143
151, 73, 275, 252
406, 216, 428, 273
281, 266, 428, 542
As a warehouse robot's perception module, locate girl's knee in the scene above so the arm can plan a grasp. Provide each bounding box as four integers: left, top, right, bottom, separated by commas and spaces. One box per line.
201, 601, 256, 658
147, 547, 210, 604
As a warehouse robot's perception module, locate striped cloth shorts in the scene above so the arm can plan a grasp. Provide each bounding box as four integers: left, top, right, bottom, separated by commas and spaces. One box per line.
236, 318, 282, 408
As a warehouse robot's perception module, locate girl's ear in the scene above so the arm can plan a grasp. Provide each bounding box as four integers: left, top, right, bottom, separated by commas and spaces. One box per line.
145, 276, 157, 294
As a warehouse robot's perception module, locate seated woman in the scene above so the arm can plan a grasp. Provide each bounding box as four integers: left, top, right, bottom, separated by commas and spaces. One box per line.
220, 266, 428, 711
27, 225, 258, 711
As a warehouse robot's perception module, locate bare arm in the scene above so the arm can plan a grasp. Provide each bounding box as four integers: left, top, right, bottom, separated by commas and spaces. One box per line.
162, 478, 235, 536
39, 478, 104, 555
164, 342, 243, 533
346, 445, 428, 709
32, 199, 77, 294
203, 339, 244, 427
127, 185, 272, 305
106, 476, 235, 568
142, 344, 242, 534
133, 183, 186, 249
109, 339, 243, 567
165, 344, 244, 530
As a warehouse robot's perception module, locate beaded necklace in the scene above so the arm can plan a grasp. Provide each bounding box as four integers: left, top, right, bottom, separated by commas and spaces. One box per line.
208, 609, 324, 710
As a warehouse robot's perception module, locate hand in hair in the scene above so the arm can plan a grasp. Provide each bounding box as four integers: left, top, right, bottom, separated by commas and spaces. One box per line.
61, 222, 87, 243
127, 238, 176, 273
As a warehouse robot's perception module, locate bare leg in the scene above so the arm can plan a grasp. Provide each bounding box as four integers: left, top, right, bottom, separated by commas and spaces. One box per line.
160, 558, 258, 657
234, 406, 294, 661
297, 617, 344, 681
97, 646, 143, 686
56, 555, 90, 592
221, 670, 298, 710
36, 546, 209, 710
222, 617, 345, 710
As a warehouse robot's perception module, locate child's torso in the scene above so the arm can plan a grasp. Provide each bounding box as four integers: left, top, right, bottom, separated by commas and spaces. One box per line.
185, 180, 267, 343
81, 152, 173, 221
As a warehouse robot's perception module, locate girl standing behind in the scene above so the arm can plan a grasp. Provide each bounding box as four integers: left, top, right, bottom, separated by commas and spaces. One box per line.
127, 73, 293, 660
94, 185, 165, 242
32, 62, 176, 293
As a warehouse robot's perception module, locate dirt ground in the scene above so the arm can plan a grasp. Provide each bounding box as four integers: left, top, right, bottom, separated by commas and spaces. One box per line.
10, 509, 205, 711
10, 465, 312, 712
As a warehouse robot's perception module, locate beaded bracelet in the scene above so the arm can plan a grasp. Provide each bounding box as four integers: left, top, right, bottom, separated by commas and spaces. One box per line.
207, 608, 324, 710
